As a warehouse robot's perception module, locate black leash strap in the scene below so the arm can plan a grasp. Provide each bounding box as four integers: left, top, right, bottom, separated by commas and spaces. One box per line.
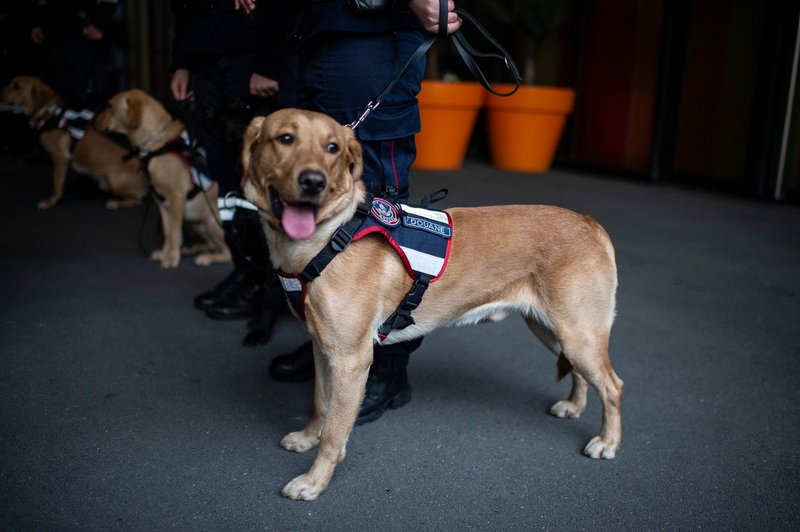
451, 8, 522, 96
347, 35, 437, 129
348, 0, 521, 130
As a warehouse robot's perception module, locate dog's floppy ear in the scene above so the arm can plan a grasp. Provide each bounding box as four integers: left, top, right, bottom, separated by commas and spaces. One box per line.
344, 126, 363, 182
241, 116, 266, 175
126, 95, 142, 129
29, 79, 55, 114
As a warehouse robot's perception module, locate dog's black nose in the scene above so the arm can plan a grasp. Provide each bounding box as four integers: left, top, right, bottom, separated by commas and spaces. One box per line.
298, 170, 326, 195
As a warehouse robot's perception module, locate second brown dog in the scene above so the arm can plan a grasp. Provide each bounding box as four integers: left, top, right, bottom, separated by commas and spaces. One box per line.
97, 89, 230, 268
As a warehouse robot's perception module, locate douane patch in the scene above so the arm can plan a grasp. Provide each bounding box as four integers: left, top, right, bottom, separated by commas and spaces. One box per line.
402, 213, 452, 238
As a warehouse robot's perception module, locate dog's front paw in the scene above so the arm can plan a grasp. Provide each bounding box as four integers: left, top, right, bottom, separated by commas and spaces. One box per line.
37, 197, 57, 210
583, 436, 618, 460
281, 473, 327, 501
105, 199, 121, 210
550, 400, 584, 419
194, 253, 213, 266
280, 431, 319, 453
152, 249, 179, 268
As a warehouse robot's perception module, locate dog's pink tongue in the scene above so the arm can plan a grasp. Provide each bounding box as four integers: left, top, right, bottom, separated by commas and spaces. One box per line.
282, 204, 316, 240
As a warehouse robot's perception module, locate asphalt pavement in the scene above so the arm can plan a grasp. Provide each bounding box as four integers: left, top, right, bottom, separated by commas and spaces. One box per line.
1, 156, 798, 530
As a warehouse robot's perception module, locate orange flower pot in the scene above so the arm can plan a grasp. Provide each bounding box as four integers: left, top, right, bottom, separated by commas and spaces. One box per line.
413, 81, 486, 170
486, 84, 575, 173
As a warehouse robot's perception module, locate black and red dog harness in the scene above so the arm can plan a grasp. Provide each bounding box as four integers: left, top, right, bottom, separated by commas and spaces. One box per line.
124, 130, 213, 203
33, 105, 95, 148
278, 194, 453, 342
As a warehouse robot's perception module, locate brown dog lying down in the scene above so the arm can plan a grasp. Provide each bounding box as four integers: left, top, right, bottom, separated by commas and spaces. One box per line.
96, 89, 230, 268
241, 108, 625, 501
1, 76, 147, 210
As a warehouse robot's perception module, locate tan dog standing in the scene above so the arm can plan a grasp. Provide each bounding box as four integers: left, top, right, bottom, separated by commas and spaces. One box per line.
241, 108, 624, 500
96, 89, 230, 268
1, 76, 147, 210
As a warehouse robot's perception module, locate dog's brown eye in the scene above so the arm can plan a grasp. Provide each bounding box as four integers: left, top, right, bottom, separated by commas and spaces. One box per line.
277, 133, 294, 145
327, 142, 339, 154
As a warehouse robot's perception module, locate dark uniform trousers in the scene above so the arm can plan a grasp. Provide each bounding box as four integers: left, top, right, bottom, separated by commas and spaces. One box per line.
190, 52, 255, 197
296, 29, 426, 368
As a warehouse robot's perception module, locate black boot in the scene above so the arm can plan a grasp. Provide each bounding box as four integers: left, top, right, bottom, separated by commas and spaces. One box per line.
202, 204, 268, 320
242, 283, 285, 346
268, 341, 314, 382
193, 269, 248, 310
356, 367, 411, 425
204, 278, 263, 320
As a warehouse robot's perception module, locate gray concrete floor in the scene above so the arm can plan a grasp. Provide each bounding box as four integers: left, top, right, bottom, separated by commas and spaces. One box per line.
1, 158, 799, 530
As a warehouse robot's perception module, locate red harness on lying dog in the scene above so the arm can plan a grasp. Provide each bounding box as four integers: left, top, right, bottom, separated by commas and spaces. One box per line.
124, 131, 213, 203
278, 194, 453, 342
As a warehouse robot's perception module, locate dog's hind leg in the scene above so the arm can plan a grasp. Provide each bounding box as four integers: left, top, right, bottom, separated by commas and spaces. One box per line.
104, 169, 144, 209
281, 337, 372, 501
558, 329, 624, 460
524, 315, 562, 356
525, 316, 590, 420
550, 370, 589, 419
38, 130, 71, 209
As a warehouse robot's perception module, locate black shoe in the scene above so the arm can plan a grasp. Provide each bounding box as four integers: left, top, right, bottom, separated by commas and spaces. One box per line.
242, 284, 284, 347
356, 368, 411, 425
204, 278, 263, 320
193, 269, 247, 310
268, 341, 314, 382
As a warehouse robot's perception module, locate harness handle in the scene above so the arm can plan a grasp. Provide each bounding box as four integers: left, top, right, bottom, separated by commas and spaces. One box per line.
418, 188, 449, 208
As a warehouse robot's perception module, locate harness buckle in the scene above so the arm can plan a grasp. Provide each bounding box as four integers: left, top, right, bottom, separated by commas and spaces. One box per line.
378, 274, 432, 338
330, 225, 353, 252
356, 200, 372, 216
400, 276, 429, 312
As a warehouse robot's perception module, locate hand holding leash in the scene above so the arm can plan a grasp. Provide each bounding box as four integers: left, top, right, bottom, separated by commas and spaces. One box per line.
349, 0, 521, 130
409, 0, 462, 35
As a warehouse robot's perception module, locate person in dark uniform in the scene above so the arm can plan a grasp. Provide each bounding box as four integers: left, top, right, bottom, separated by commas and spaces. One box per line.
170, 0, 295, 337
31, 0, 121, 110
237, 0, 461, 424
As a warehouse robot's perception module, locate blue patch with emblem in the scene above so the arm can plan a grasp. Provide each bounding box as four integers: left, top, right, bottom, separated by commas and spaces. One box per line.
370, 197, 400, 227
